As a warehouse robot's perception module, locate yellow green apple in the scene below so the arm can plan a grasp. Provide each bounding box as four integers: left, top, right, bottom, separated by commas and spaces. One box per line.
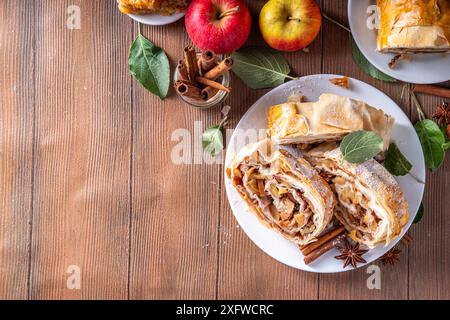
259, 0, 322, 52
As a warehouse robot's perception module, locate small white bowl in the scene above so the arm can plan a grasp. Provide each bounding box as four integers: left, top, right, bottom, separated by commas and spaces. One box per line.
128, 12, 185, 26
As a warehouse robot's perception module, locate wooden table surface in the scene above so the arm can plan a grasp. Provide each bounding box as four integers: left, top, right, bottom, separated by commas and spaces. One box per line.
1, 0, 449, 300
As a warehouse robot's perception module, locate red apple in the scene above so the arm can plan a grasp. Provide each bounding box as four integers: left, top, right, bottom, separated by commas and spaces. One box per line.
185, 0, 251, 54
259, 0, 322, 52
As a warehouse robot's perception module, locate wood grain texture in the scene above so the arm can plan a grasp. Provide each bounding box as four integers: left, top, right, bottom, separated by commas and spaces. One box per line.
0, 0, 35, 300
0, 0, 448, 300
128, 22, 221, 299
216, 0, 322, 300
319, 1, 409, 300
408, 90, 450, 299
29, 0, 132, 299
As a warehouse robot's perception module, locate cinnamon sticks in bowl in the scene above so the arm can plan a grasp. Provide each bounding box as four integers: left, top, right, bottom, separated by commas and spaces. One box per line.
175, 46, 233, 108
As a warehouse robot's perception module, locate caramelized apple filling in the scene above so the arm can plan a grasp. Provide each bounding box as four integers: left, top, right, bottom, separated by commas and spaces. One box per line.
332, 176, 380, 240
233, 163, 316, 240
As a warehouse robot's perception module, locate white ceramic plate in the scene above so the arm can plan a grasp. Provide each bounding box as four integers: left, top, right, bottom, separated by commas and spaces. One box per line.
224, 75, 425, 273
348, 0, 450, 84
128, 12, 185, 26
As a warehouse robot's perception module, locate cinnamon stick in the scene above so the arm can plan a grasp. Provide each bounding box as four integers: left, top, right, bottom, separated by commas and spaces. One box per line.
183, 45, 200, 82
412, 84, 450, 99
177, 60, 189, 81
204, 57, 234, 80
198, 50, 217, 74
303, 234, 346, 265
300, 226, 345, 256
201, 86, 219, 101
175, 80, 202, 100
401, 233, 413, 246
195, 76, 231, 93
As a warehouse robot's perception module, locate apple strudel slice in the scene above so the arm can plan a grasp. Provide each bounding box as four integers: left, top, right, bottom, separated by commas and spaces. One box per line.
227, 139, 336, 246
117, 0, 189, 15
377, 0, 450, 53
306, 143, 409, 248
267, 93, 394, 150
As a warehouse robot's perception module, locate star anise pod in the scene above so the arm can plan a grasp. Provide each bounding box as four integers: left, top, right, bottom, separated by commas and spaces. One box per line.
432, 101, 450, 126
381, 248, 401, 266
334, 241, 368, 268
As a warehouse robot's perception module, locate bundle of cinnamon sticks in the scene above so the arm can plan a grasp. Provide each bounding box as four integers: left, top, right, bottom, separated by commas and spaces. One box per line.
175, 45, 233, 101
301, 225, 347, 265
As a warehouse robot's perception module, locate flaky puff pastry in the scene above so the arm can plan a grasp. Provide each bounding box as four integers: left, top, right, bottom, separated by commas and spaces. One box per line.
117, 0, 189, 15
377, 0, 450, 53
227, 139, 336, 246
267, 93, 394, 150
306, 143, 409, 248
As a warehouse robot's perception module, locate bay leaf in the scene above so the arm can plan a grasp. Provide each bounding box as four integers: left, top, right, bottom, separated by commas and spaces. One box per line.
129, 34, 170, 99
384, 143, 412, 176
414, 119, 445, 171
231, 47, 295, 89
340, 130, 384, 163
350, 34, 396, 82
202, 124, 224, 156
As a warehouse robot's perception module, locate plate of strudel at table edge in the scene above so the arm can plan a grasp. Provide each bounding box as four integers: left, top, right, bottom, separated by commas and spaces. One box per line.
117, 0, 187, 26
224, 75, 425, 273
348, 0, 450, 84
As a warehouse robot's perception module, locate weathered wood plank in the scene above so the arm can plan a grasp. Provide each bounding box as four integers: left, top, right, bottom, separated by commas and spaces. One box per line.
0, 0, 35, 300
129, 21, 220, 299
29, 0, 131, 299
408, 90, 450, 300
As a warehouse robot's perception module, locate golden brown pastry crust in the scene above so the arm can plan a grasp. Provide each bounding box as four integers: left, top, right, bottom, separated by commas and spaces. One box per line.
228, 140, 336, 246
267, 93, 394, 150
117, 0, 189, 15
306, 143, 409, 248
377, 0, 450, 53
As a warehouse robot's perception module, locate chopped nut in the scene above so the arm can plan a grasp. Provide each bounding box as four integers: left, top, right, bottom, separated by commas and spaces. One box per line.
294, 213, 306, 227
244, 167, 256, 178
279, 211, 292, 221
283, 197, 295, 214
329, 76, 349, 88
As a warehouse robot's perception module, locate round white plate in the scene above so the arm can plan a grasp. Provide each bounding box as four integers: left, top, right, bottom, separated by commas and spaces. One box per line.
348, 0, 450, 84
128, 12, 185, 26
224, 74, 425, 273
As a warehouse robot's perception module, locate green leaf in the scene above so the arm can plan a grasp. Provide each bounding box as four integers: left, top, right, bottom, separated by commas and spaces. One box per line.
444, 141, 450, 150
384, 143, 412, 176
231, 46, 295, 89
350, 35, 396, 82
202, 124, 224, 156
129, 34, 170, 99
413, 202, 424, 224
340, 130, 384, 163
414, 119, 445, 171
